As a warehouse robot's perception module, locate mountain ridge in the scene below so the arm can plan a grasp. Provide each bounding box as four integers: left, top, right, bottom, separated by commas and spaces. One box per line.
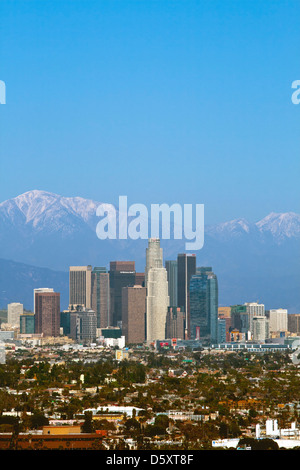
0, 190, 299, 312
1, 189, 299, 239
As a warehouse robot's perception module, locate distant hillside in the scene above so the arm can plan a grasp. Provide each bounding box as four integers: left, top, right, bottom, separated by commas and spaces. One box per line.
0, 258, 68, 311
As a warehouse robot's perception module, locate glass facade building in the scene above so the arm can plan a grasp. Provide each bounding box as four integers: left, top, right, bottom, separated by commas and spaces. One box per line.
165, 260, 178, 307
189, 267, 218, 345
20, 313, 35, 334
60, 311, 71, 336
109, 261, 136, 327
231, 304, 249, 333
217, 318, 226, 343
177, 254, 196, 338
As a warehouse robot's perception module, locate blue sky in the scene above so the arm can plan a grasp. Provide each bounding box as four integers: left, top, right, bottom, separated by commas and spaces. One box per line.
0, 0, 299, 224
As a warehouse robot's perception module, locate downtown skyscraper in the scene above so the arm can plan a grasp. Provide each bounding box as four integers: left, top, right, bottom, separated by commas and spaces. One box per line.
189, 267, 218, 344
122, 285, 146, 344
109, 261, 136, 327
91, 266, 110, 329
145, 238, 169, 342
69, 266, 92, 309
34, 290, 60, 337
165, 260, 178, 307
177, 253, 196, 339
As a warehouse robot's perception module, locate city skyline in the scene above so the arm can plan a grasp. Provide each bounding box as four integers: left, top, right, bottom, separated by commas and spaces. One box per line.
1, 224, 298, 313
2, 236, 295, 347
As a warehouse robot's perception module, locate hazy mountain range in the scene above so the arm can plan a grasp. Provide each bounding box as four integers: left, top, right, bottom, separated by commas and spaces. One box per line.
0, 190, 299, 312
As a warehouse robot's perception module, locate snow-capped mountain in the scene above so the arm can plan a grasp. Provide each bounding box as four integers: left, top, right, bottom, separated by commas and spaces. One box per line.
0, 190, 299, 312
206, 217, 257, 240
1, 190, 299, 240
0, 189, 101, 233
206, 213, 300, 241
256, 212, 300, 241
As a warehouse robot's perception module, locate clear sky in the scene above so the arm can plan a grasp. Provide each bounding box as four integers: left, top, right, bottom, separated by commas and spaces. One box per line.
0, 0, 299, 224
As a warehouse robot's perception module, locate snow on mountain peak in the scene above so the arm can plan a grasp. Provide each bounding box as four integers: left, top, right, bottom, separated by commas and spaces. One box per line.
13, 190, 60, 222
0, 190, 299, 241
0, 190, 100, 230
206, 217, 253, 238
256, 212, 300, 239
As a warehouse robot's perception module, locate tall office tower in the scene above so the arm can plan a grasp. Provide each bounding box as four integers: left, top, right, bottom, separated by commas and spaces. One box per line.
70, 307, 97, 344
165, 307, 185, 339
91, 267, 110, 329
165, 260, 178, 307
109, 261, 136, 327
34, 288, 54, 313
288, 314, 300, 334
20, 312, 35, 334
253, 316, 269, 341
189, 267, 218, 344
245, 302, 265, 337
69, 265, 92, 309
122, 285, 146, 344
34, 291, 60, 337
7, 302, 23, 327
177, 254, 196, 339
145, 238, 163, 286
145, 239, 169, 342
267, 308, 288, 333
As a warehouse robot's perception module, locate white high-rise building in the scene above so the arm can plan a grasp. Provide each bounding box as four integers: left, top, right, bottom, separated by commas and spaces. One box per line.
252, 316, 269, 341
69, 266, 92, 309
245, 302, 265, 336
245, 302, 265, 316
145, 239, 169, 342
268, 308, 288, 333
145, 238, 163, 287
7, 302, 23, 327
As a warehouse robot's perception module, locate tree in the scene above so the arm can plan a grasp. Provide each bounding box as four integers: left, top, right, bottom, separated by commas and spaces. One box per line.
124, 417, 141, 438
238, 437, 279, 450
154, 414, 169, 432
30, 411, 49, 429
81, 411, 95, 433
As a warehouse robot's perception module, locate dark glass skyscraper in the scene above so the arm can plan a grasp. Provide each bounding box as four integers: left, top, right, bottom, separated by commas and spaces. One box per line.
109, 261, 136, 327
177, 254, 196, 339
165, 260, 178, 307
189, 267, 218, 344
